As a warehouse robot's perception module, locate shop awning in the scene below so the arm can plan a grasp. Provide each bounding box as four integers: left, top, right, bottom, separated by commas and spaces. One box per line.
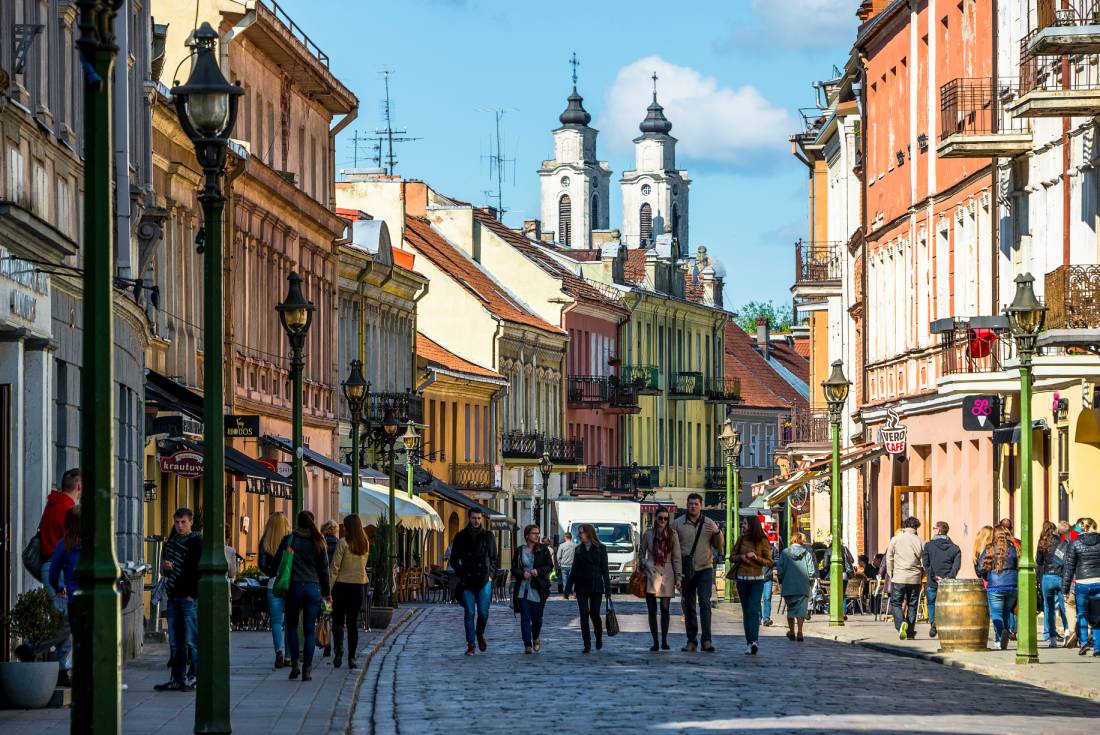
800, 442, 886, 473
339, 482, 443, 531
993, 419, 1048, 445
764, 469, 822, 507
163, 439, 291, 496
145, 370, 204, 420
418, 475, 513, 529
640, 500, 677, 513
262, 435, 351, 477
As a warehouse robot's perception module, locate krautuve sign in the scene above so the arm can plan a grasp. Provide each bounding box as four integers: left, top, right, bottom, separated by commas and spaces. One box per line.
225, 414, 260, 438
159, 450, 203, 479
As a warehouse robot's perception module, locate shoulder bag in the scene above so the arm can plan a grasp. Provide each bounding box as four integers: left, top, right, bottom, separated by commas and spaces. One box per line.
272, 536, 295, 598
681, 520, 705, 585
628, 561, 647, 599
22, 532, 43, 583
604, 594, 620, 637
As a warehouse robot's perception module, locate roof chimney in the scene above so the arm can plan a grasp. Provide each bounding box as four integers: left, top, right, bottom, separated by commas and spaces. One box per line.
523, 219, 542, 240
756, 318, 770, 361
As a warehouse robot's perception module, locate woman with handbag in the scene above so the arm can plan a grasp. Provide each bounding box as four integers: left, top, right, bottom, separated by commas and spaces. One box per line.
329, 514, 370, 669
511, 524, 554, 654
638, 509, 682, 651
257, 512, 291, 669
731, 515, 774, 655
273, 510, 332, 681
563, 523, 611, 653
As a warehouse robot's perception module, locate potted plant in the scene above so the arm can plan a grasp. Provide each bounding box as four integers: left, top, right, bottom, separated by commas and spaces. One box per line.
0, 587, 65, 708
368, 513, 395, 628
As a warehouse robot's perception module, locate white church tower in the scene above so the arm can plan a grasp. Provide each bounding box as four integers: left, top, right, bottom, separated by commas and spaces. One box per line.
621, 74, 690, 249
538, 56, 611, 248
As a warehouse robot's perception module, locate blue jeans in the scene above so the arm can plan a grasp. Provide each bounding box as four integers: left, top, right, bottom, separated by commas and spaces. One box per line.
285, 582, 322, 668
736, 578, 766, 645
1074, 581, 1100, 653
167, 597, 198, 683
761, 575, 773, 621
560, 567, 571, 595
267, 586, 286, 654
39, 561, 72, 670
926, 584, 939, 627
518, 597, 543, 647
987, 589, 1017, 641
461, 580, 492, 645
1041, 574, 1067, 640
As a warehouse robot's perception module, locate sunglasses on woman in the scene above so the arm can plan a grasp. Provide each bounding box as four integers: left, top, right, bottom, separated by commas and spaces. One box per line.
656, 515, 669, 523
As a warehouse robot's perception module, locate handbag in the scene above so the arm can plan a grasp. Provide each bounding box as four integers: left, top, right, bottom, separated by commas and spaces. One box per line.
628, 561, 647, 599
604, 595, 620, 637
314, 614, 332, 648
22, 532, 43, 583
681, 519, 705, 585
272, 537, 295, 598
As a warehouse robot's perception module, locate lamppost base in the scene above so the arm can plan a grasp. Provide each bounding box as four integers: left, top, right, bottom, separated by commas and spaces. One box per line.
1015, 652, 1039, 665
828, 621, 845, 627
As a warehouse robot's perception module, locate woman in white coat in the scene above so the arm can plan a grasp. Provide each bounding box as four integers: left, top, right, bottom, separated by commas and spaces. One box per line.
639, 508, 683, 651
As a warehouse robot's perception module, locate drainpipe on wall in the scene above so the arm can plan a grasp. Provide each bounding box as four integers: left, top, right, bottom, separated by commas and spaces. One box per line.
411, 279, 430, 390
330, 107, 358, 211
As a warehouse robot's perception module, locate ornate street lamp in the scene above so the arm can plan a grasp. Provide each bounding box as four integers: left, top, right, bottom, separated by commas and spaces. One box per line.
366, 405, 402, 606
1006, 273, 1047, 665
342, 360, 369, 515
537, 451, 553, 532
401, 424, 421, 499
277, 271, 314, 516
72, 2, 127, 731
822, 360, 851, 627
171, 22, 243, 733
718, 418, 742, 603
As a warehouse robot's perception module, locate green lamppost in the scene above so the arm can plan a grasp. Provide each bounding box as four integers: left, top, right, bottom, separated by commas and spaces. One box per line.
277, 272, 314, 515
72, 2, 126, 732
342, 360, 369, 515
822, 360, 851, 627
402, 424, 421, 499
172, 22, 243, 734
1006, 273, 1046, 665
718, 418, 742, 603
376, 406, 401, 606
538, 451, 553, 532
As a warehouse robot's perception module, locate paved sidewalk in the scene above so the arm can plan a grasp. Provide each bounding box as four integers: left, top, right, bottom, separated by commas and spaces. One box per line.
0, 610, 415, 734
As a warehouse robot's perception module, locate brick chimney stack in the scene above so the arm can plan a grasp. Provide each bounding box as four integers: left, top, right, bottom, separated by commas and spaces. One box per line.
756, 318, 771, 361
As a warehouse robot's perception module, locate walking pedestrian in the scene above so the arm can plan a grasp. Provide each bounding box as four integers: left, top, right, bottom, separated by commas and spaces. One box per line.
319, 520, 340, 658
1037, 521, 1070, 647
777, 532, 816, 642
1062, 517, 1100, 658
557, 532, 577, 599
155, 508, 202, 691
512, 524, 553, 654
731, 515, 774, 655
257, 511, 291, 669
329, 514, 370, 669
976, 526, 1019, 650
46, 506, 80, 687
274, 510, 332, 681
973, 525, 994, 569
450, 508, 498, 656
921, 521, 961, 638
639, 508, 682, 651
564, 523, 611, 653
671, 493, 723, 653
886, 516, 924, 640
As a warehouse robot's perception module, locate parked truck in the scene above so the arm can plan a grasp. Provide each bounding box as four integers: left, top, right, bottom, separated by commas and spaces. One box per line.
554, 499, 641, 591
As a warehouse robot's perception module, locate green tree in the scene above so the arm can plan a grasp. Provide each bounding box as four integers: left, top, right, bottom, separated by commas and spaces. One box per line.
736, 300, 794, 333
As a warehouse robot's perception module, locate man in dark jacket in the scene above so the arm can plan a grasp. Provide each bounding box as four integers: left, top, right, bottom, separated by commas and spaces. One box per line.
921, 521, 961, 638
155, 508, 203, 691
1062, 519, 1100, 657
450, 508, 498, 655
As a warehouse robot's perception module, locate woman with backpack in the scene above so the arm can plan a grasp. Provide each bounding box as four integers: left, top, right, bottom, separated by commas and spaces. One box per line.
776, 531, 816, 642
329, 514, 370, 669
258, 512, 291, 669
638, 508, 682, 651
273, 510, 332, 680
563, 523, 611, 653
511, 524, 553, 654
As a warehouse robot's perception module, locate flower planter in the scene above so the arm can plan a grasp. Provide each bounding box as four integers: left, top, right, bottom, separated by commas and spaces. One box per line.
369, 606, 394, 629
0, 661, 59, 709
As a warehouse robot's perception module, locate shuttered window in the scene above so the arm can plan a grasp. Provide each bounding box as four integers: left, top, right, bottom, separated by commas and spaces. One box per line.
639, 203, 652, 244
559, 194, 572, 245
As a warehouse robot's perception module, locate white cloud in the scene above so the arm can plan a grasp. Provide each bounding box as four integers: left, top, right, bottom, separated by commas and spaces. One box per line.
595, 56, 791, 171
721, 0, 856, 51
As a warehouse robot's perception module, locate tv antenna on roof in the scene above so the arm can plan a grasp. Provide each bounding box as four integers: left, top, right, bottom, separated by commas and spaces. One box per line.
477, 107, 516, 218
374, 68, 421, 175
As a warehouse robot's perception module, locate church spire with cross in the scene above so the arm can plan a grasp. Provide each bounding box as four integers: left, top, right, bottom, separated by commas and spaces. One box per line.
639, 70, 673, 135
559, 52, 592, 127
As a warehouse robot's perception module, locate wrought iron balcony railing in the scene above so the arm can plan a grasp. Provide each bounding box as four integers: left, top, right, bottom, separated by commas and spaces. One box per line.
795, 240, 843, 284
1045, 264, 1100, 330
669, 371, 705, 399
1022, 0, 1100, 58
938, 78, 1031, 148
932, 317, 1015, 376
789, 408, 831, 445
621, 365, 660, 394
501, 432, 585, 465
705, 377, 742, 403
365, 391, 423, 427
544, 436, 584, 465
450, 462, 494, 491
567, 376, 608, 406
568, 465, 659, 497
607, 381, 641, 414
501, 431, 541, 460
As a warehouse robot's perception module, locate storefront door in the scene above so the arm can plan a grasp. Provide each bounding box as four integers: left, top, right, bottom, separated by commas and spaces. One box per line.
893, 485, 932, 540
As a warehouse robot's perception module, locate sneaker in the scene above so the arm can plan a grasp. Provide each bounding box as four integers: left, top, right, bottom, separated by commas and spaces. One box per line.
524, 646, 533, 654
1080, 645, 1091, 656
929, 624, 937, 639
288, 665, 301, 680
1000, 631, 1010, 650
701, 641, 715, 653
745, 642, 759, 655
1048, 638, 1060, 649
185, 676, 196, 688
681, 641, 697, 652
899, 622, 909, 641
763, 619, 774, 627
465, 644, 476, 656
533, 639, 541, 653
154, 680, 186, 692
477, 634, 488, 652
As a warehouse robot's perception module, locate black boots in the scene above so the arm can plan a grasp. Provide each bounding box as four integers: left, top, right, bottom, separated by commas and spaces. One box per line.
274, 651, 285, 669
333, 650, 343, 668
288, 662, 301, 680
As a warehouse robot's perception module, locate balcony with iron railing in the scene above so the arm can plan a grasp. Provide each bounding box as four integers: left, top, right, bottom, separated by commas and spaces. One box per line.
450, 462, 494, 491
789, 408, 831, 446
931, 317, 1016, 376
501, 431, 541, 461
1022, 0, 1100, 58
568, 464, 659, 497
705, 377, 742, 404
1013, 21, 1100, 117
620, 365, 660, 394
1045, 264, 1100, 330
257, 0, 330, 67
365, 391, 423, 427
938, 78, 1032, 158
501, 432, 585, 466
669, 371, 705, 399
567, 376, 608, 407
795, 240, 843, 286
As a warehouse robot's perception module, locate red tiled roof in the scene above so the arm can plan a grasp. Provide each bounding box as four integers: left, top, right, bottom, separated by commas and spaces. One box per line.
473, 211, 627, 315
624, 248, 648, 285
725, 324, 806, 410
768, 340, 810, 384
417, 333, 502, 380
557, 249, 602, 262
335, 207, 368, 220
403, 216, 564, 334
792, 337, 810, 358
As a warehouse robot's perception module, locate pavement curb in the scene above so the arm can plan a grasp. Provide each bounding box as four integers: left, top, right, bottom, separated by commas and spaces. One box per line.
327, 608, 420, 735
819, 632, 1100, 702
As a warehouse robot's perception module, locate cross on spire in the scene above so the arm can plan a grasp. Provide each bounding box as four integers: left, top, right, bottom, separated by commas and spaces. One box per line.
652, 71, 659, 96
569, 52, 580, 87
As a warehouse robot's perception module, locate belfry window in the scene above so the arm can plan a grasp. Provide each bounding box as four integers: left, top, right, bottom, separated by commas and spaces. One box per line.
559, 194, 572, 246
639, 202, 652, 244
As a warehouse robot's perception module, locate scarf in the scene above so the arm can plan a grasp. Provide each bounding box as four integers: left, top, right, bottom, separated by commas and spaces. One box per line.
653, 525, 671, 566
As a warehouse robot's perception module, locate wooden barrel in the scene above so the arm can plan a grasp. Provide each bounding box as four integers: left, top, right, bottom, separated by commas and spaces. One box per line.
935, 579, 990, 652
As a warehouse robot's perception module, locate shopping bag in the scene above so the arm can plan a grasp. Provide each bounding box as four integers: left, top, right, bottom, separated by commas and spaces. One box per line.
604, 595, 620, 637
273, 541, 294, 598
315, 614, 332, 648
628, 567, 647, 599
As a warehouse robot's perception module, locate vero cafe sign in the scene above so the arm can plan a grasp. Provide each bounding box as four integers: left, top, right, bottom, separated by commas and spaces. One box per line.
877, 409, 908, 456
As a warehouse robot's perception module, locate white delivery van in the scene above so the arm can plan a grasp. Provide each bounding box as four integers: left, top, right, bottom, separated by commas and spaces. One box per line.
554, 499, 641, 591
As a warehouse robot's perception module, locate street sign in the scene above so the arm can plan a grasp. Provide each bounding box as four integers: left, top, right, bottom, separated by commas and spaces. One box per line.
962, 395, 1001, 431
159, 450, 203, 478
878, 408, 908, 455
225, 414, 260, 438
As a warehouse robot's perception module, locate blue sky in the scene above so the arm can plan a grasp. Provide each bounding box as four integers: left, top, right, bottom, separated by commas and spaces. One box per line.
279, 0, 856, 306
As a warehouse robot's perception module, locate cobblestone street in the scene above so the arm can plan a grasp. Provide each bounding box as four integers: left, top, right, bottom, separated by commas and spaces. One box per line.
355, 598, 1100, 734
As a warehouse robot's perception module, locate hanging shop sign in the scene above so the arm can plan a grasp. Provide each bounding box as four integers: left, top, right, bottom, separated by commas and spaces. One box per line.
962, 395, 1001, 431
225, 414, 260, 438
159, 450, 203, 479
259, 458, 293, 477
877, 409, 908, 455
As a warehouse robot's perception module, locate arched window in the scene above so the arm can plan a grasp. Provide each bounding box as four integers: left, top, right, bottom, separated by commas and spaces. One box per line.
639, 202, 652, 244
591, 193, 599, 229
671, 203, 680, 239
558, 194, 572, 246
